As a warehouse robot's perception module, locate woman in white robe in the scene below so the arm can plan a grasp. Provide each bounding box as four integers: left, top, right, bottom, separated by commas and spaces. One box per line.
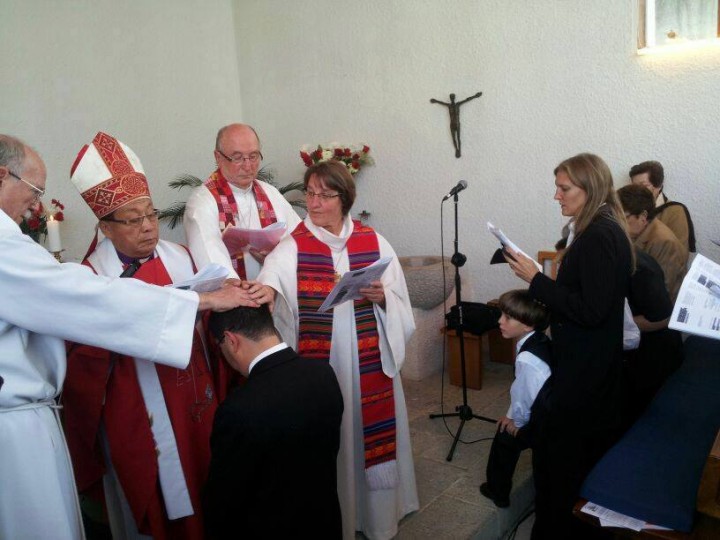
256, 161, 418, 540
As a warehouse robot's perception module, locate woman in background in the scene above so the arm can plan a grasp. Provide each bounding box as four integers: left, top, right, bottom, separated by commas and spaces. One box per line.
505, 153, 633, 539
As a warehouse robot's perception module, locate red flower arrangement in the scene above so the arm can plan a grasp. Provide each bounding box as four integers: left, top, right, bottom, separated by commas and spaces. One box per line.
20, 198, 65, 243
300, 143, 374, 175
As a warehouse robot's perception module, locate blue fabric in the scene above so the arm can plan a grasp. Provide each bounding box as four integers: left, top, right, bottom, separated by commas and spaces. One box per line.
580, 336, 720, 532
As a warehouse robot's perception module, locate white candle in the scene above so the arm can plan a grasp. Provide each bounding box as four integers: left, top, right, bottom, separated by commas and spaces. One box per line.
46, 216, 62, 252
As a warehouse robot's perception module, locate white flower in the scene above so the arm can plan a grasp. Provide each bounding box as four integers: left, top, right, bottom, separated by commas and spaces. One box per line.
322, 150, 333, 161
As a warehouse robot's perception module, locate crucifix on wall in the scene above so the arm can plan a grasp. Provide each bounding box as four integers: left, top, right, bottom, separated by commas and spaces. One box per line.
430, 91, 482, 158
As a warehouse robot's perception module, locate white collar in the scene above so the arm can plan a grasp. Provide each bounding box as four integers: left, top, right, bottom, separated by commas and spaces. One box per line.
304, 215, 354, 252
247, 342, 289, 374
230, 182, 254, 196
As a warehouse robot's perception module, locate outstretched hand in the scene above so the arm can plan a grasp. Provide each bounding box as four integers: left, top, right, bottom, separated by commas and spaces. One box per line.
242, 280, 276, 312
197, 284, 259, 312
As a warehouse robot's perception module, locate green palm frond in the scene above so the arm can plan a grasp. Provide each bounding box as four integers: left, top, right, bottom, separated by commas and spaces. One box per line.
157, 201, 188, 230
167, 174, 203, 191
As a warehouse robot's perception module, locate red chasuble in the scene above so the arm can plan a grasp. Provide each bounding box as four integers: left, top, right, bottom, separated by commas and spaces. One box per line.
63, 256, 216, 540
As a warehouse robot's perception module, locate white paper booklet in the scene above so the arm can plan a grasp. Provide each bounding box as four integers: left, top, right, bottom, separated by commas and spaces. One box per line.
318, 257, 392, 313
222, 221, 287, 254
486, 221, 542, 271
580, 501, 671, 532
669, 254, 720, 339
169, 263, 229, 293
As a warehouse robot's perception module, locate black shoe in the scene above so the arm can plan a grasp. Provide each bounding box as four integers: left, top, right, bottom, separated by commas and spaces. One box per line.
479, 482, 510, 508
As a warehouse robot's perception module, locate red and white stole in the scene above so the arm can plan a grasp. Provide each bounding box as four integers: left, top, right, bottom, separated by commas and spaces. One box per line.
294, 221, 398, 489
204, 169, 277, 279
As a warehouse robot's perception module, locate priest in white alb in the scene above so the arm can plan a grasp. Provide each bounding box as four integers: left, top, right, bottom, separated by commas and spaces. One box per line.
184, 123, 301, 280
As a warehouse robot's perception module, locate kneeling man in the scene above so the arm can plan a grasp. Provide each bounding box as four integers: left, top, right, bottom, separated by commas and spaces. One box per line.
205, 305, 344, 539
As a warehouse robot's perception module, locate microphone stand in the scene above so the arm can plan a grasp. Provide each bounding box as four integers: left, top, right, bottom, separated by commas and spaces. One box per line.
429, 190, 496, 462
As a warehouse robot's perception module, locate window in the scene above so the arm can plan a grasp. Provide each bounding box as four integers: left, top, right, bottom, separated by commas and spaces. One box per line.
639, 0, 720, 52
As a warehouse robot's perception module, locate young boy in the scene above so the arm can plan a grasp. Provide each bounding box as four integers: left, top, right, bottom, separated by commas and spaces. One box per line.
480, 289, 551, 508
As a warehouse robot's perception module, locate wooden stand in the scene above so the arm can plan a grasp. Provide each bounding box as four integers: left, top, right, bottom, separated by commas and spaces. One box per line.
445, 329, 482, 390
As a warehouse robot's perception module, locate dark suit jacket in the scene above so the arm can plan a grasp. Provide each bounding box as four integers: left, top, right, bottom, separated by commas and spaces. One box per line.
530, 209, 632, 433
203, 346, 344, 539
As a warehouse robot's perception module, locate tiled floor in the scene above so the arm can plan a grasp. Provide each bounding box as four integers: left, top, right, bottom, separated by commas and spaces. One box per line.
393, 361, 535, 540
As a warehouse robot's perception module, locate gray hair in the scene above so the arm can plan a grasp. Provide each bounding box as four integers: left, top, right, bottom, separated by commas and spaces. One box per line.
0, 135, 27, 175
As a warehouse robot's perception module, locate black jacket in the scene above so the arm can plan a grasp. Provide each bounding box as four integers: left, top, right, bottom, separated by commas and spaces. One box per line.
530, 210, 632, 433
203, 347, 344, 539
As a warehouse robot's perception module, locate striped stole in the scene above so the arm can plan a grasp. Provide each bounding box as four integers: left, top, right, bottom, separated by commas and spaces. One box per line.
204, 170, 277, 279
294, 221, 398, 481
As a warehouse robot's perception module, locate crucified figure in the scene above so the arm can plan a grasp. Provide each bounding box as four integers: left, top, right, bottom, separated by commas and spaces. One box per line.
430, 92, 482, 158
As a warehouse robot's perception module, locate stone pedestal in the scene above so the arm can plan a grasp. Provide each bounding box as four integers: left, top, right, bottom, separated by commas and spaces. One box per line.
402, 302, 447, 381
399, 255, 454, 381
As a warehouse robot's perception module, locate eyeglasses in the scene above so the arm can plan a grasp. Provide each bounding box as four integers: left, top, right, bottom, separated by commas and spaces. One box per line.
102, 210, 160, 228
216, 149, 263, 164
304, 189, 341, 201
8, 171, 45, 201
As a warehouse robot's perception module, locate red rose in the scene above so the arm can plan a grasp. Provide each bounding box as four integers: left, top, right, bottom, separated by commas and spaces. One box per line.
352, 160, 360, 169
352, 153, 359, 160
314, 149, 323, 160
362, 145, 370, 153
344, 148, 351, 157
27, 217, 40, 229
54, 212, 64, 221
334, 148, 343, 157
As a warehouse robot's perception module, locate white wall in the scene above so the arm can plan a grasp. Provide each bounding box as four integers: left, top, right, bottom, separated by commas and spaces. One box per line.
0, 0, 243, 259
2, 1, 718, 299
232, 0, 720, 301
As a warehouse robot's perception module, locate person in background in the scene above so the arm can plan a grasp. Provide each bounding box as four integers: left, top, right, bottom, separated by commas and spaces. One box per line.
184, 123, 301, 280
617, 183, 688, 303
629, 160, 696, 252
204, 305, 344, 539
0, 134, 255, 540
480, 289, 551, 509
504, 153, 633, 539
63, 132, 229, 539
252, 160, 419, 540
623, 249, 684, 427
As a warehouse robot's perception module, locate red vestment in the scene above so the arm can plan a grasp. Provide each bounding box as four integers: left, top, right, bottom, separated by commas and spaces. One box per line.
63, 251, 217, 540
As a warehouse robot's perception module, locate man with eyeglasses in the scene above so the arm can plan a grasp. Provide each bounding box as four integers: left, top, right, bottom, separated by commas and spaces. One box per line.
184, 123, 301, 280
0, 134, 259, 540
63, 132, 235, 540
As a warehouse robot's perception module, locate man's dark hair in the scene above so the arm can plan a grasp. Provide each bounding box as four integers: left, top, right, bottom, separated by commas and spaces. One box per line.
208, 304, 278, 343
617, 184, 655, 218
497, 289, 549, 331
629, 160, 664, 188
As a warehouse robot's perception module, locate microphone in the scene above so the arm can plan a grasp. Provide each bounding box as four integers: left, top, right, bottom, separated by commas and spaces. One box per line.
442, 180, 468, 201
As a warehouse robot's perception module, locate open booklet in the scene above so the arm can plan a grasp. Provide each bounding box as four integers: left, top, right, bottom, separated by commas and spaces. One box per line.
318, 257, 393, 313
486, 222, 542, 272
669, 254, 720, 340
222, 221, 287, 255
168, 263, 230, 293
